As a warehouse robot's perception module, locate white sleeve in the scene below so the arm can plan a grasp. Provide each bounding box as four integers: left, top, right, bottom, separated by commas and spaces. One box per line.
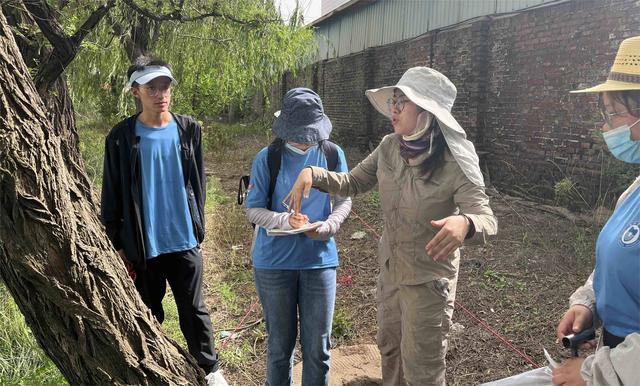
246, 207, 292, 230
569, 271, 596, 317
311, 195, 352, 241
324, 195, 352, 232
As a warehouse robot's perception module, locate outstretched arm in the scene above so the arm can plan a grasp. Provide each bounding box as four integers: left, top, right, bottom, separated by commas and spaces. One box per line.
285, 140, 383, 213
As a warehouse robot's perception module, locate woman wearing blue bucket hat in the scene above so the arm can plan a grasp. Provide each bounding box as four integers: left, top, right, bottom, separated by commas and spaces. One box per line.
285, 67, 498, 386
244, 88, 352, 386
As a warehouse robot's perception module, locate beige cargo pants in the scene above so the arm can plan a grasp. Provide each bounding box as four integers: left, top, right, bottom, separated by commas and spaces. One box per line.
376, 267, 458, 386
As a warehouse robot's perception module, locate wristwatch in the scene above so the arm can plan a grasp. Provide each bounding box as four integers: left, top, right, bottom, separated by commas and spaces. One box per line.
460, 214, 475, 239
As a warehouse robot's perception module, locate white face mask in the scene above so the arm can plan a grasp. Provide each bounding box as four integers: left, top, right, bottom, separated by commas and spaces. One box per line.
403, 111, 433, 141
602, 119, 640, 164
285, 143, 314, 155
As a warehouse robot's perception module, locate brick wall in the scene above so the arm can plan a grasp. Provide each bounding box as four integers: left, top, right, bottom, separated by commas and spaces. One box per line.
273, 0, 640, 204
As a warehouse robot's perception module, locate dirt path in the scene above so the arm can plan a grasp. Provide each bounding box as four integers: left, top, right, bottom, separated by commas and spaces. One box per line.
201, 131, 601, 385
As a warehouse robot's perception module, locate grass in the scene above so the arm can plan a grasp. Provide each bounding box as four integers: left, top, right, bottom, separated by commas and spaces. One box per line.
202, 120, 270, 154
367, 190, 381, 209
331, 307, 355, 344
216, 282, 242, 315
161, 293, 188, 348
206, 176, 232, 210
77, 117, 110, 189
0, 285, 67, 385
219, 339, 257, 371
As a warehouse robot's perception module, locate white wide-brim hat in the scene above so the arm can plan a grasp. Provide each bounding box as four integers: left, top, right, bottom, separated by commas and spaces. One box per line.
125, 65, 178, 91
365, 67, 485, 186
366, 67, 465, 135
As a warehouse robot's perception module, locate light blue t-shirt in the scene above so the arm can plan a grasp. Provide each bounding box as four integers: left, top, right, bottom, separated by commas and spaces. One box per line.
594, 185, 640, 338
246, 144, 348, 269
136, 118, 197, 258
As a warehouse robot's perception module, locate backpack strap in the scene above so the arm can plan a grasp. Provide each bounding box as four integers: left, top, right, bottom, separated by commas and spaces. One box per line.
320, 140, 339, 171
237, 175, 250, 205
264, 139, 337, 210
266, 138, 285, 210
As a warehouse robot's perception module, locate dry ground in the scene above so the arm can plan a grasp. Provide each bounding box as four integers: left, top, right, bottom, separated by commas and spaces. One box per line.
199, 130, 602, 386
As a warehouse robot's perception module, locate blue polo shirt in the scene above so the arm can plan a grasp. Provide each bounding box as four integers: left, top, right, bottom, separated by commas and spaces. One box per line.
136, 118, 197, 258
594, 185, 640, 338
246, 144, 348, 269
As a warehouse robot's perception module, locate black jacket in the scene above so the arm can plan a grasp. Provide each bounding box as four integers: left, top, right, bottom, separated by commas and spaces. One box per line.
100, 113, 206, 267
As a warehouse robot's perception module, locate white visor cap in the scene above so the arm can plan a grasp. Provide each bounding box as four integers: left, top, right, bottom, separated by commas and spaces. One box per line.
125, 65, 177, 91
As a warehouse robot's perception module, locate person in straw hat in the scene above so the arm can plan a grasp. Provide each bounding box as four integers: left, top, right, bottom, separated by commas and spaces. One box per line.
552, 36, 640, 386
284, 67, 498, 386
245, 88, 352, 386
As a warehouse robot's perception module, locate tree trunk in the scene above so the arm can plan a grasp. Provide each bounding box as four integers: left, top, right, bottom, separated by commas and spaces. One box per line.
0, 8, 203, 386
44, 76, 95, 203
2, 0, 100, 204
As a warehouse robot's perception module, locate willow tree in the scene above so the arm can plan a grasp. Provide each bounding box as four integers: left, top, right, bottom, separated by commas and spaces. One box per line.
0, 0, 315, 383
0, 7, 205, 384
67, 0, 317, 120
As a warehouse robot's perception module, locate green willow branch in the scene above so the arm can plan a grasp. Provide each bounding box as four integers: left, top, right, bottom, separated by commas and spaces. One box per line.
121, 0, 279, 26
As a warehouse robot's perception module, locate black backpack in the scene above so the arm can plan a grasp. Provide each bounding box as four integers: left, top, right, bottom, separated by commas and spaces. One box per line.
237, 138, 339, 210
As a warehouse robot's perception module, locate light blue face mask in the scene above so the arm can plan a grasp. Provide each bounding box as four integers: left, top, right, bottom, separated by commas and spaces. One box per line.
285, 142, 315, 155
602, 118, 640, 164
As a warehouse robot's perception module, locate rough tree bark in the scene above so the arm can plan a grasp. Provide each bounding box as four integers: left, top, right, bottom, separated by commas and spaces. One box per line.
0, 8, 204, 385
2, 0, 114, 204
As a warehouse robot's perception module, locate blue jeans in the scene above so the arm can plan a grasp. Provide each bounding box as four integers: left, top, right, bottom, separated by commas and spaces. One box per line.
254, 268, 337, 386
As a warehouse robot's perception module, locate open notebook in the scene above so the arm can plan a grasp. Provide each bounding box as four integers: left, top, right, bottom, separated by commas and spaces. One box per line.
266, 222, 322, 236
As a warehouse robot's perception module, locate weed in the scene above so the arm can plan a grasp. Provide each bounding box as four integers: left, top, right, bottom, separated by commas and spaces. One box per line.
367, 190, 381, 209
217, 282, 241, 314
251, 321, 267, 342
227, 268, 254, 285
482, 269, 509, 290
218, 340, 254, 371
553, 178, 584, 211
207, 202, 252, 270
331, 307, 354, 343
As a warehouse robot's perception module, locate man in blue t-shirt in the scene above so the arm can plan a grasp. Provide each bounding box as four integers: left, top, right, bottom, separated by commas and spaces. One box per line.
100, 56, 227, 385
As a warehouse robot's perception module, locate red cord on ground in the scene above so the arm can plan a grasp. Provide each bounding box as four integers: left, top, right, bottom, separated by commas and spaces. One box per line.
218, 297, 261, 352
349, 208, 542, 369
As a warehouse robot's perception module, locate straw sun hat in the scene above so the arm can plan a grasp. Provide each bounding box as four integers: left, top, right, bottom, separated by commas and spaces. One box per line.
572, 35, 640, 93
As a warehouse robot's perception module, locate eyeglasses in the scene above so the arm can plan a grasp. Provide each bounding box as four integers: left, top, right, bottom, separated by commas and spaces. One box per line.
141, 85, 173, 97
599, 106, 640, 125
387, 97, 410, 113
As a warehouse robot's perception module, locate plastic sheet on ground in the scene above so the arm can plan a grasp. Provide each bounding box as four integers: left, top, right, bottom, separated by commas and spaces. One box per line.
479, 349, 558, 386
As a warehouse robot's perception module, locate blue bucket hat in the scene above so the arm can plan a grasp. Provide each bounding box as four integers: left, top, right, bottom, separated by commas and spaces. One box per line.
272, 88, 332, 144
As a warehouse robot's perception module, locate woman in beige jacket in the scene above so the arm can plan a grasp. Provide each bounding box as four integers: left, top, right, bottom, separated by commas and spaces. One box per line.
285, 67, 498, 386
553, 36, 640, 386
